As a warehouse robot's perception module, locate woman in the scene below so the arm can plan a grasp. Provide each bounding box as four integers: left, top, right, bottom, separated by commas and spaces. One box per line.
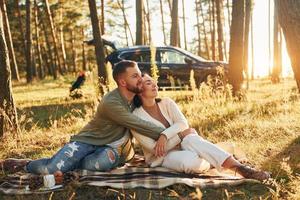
131, 74, 270, 181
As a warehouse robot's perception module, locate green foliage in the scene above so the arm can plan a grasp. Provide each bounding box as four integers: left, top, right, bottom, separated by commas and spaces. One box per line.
150, 45, 159, 82
189, 69, 196, 91
105, 62, 117, 91
168, 75, 176, 89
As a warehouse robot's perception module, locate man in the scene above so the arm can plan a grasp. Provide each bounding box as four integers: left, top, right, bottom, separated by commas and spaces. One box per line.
1, 60, 169, 176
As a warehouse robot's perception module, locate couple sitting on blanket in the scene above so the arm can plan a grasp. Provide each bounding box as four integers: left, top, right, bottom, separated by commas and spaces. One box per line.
0, 60, 270, 185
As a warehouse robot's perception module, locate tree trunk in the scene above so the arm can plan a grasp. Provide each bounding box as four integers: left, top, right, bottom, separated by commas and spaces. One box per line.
211, 0, 216, 60
40, 13, 57, 79
226, 0, 231, 28
276, 0, 300, 91
136, 0, 145, 45
14, 0, 27, 71
182, 0, 187, 50
167, 0, 172, 13
118, 0, 128, 46
228, 0, 245, 95
71, 29, 77, 72
159, 0, 167, 45
146, 0, 152, 44
117, 0, 133, 46
88, 0, 107, 82
216, 0, 224, 61
25, 0, 32, 83
101, 0, 105, 35
142, 6, 148, 45
0, 8, 19, 137
41, 45, 52, 76
0, 0, 20, 81
81, 28, 86, 71
170, 0, 179, 46
222, 2, 228, 61
271, 0, 281, 83
37, 3, 56, 79
268, 0, 271, 76
34, 0, 44, 79
59, 4, 67, 72
279, 28, 282, 76
199, 0, 210, 59
251, 11, 254, 80
44, 0, 63, 75
31, 47, 37, 77
244, 0, 252, 89
195, 0, 201, 56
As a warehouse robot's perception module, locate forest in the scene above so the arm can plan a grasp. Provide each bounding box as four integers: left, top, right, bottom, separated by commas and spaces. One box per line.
1, 0, 300, 199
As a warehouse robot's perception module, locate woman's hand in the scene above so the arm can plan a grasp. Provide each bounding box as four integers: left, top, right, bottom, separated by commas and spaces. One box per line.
154, 134, 167, 157
179, 128, 197, 140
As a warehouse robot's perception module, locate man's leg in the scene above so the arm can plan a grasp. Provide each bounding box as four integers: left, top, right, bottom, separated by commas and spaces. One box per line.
78, 146, 120, 171
26, 141, 96, 174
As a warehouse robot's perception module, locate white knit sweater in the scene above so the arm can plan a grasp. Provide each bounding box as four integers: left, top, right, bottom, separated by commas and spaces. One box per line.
132, 97, 189, 167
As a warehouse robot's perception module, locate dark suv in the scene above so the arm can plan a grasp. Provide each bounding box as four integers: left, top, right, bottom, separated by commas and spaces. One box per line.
106, 45, 228, 87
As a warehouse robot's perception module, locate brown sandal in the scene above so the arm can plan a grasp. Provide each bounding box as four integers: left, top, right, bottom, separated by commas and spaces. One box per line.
0, 159, 30, 173
236, 165, 270, 181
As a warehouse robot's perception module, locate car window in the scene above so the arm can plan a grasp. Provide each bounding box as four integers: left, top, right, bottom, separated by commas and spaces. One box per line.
159, 50, 186, 64
120, 51, 151, 63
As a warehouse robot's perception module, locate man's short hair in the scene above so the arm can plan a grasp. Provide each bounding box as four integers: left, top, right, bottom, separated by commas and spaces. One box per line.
112, 60, 137, 83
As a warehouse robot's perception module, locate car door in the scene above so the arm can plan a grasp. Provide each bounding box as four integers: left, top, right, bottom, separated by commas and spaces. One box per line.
157, 49, 190, 87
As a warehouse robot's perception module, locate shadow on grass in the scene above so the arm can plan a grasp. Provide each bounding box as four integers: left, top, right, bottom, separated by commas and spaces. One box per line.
0, 182, 273, 200
263, 136, 300, 179
18, 101, 94, 129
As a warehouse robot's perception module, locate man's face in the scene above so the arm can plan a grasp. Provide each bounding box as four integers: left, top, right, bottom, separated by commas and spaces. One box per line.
121, 64, 143, 94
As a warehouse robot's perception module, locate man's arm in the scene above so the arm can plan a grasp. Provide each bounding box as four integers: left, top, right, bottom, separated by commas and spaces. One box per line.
103, 100, 165, 140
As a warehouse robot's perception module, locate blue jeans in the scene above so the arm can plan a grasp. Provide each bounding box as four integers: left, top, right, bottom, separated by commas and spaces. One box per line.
26, 141, 120, 174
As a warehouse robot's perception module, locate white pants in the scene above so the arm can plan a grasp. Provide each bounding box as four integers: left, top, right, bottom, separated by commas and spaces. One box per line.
161, 134, 231, 173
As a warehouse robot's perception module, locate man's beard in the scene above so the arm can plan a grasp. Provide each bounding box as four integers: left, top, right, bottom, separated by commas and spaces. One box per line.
127, 84, 143, 94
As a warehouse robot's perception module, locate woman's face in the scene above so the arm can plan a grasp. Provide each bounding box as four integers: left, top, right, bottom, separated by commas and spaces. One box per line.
141, 74, 158, 98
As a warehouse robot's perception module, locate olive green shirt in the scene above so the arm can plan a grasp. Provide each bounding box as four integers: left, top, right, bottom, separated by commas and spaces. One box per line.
70, 88, 165, 146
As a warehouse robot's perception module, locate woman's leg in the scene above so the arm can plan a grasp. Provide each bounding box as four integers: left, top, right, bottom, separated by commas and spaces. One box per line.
180, 134, 270, 181
78, 146, 120, 171
161, 150, 210, 173
180, 134, 231, 170
26, 141, 96, 174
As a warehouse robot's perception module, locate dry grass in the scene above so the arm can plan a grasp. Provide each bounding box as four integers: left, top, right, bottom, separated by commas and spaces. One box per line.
1, 76, 300, 199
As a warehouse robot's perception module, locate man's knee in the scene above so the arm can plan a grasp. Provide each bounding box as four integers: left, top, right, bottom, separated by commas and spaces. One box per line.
107, 149, 117, 163
104, 148, 119, 166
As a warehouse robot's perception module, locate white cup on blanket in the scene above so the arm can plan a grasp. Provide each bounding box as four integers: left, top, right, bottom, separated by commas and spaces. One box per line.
43, 174, 55, 188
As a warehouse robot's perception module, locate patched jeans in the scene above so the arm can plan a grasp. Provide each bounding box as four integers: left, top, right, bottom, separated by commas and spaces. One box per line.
26, 141, 120, 174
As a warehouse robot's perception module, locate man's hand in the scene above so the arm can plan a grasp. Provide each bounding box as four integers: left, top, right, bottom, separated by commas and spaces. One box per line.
154, 134, 167, 157
179, 128, 197, 140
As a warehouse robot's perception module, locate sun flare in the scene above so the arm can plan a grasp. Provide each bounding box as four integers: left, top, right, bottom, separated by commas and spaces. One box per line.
249, 0, 292, 78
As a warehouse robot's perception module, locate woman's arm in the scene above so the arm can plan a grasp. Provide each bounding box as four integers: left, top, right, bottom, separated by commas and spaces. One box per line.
160, 98, 189, 140
131, 130, 181, 154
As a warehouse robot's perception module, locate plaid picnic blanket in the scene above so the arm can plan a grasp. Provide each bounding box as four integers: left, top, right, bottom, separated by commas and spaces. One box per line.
0, 155, 256, 195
